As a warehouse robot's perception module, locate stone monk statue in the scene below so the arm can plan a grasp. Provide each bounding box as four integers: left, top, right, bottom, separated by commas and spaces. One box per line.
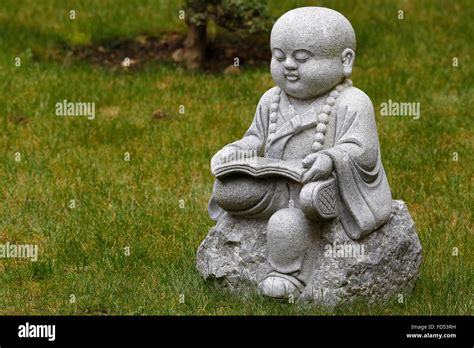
200, 7, 405, 301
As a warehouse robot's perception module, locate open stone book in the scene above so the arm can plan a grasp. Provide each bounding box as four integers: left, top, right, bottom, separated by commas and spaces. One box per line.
212, 157, 306, 183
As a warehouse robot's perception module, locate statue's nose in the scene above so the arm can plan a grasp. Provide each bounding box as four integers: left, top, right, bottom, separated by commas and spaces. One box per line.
283, 57, 298, 70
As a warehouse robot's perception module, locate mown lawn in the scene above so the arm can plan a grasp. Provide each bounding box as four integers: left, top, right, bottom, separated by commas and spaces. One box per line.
0, 0, 472, 315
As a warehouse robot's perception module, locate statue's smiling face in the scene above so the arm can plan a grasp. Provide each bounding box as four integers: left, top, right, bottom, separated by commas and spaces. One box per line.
270, 37, 344, 100
270, 7, 356, 100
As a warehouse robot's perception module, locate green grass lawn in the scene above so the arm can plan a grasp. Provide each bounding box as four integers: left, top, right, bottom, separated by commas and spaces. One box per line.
0, 0, 472, 315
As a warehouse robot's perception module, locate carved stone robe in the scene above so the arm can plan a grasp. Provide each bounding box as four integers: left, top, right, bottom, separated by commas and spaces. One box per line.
210, 86, 392, 240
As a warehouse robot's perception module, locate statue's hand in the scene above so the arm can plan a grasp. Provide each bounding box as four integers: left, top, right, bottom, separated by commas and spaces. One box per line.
211, 147, 237, 172
302, 153, 333, 184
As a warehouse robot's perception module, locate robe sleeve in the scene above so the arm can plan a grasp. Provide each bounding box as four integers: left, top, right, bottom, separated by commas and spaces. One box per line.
320, 88, 392, 240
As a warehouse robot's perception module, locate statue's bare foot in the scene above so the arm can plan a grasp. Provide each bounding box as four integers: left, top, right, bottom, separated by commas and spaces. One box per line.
258, 272, 304, 299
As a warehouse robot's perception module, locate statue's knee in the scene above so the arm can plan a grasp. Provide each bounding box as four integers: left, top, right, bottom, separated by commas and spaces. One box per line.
266, 208, 314, 273
267, 208, 313, 248
212, 177, 271, 211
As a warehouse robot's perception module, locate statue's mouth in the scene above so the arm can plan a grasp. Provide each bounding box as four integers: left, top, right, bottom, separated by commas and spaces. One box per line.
285, 74, 300, 82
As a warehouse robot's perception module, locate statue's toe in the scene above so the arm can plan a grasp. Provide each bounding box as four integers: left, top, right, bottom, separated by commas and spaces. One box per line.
258, 273, 303, 299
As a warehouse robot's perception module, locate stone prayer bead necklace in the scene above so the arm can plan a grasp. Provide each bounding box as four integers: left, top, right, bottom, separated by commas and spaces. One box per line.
267, 79, 353, 153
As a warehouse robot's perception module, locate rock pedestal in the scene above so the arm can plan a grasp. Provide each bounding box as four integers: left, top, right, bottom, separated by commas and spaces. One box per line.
196, 200, 422, 306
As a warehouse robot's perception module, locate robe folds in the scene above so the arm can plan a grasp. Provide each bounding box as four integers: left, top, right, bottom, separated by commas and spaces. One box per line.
211, 85, 392, 240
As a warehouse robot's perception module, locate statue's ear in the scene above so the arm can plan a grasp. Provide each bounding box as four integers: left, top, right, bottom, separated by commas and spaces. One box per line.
341, 48, 355, 77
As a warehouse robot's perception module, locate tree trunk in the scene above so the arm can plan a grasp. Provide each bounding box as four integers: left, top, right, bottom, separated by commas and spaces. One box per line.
183, 21, 207, 70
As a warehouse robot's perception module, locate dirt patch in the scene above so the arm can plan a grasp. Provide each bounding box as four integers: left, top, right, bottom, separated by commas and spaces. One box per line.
8, 111, 29, 125
68, 32, 270, 73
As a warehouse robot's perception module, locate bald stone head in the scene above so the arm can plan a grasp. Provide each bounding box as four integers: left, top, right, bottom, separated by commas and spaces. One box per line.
270, 7, 356, 99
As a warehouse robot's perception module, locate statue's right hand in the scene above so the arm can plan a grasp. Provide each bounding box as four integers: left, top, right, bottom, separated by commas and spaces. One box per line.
302, 153, 318, 168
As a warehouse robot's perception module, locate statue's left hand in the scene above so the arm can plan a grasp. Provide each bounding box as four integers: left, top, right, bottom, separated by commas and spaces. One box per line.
302, 153, 333, 184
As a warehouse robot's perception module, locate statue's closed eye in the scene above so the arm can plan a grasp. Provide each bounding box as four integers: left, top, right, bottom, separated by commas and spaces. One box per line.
294, 50, 312, 62
273, 48, 286, 61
